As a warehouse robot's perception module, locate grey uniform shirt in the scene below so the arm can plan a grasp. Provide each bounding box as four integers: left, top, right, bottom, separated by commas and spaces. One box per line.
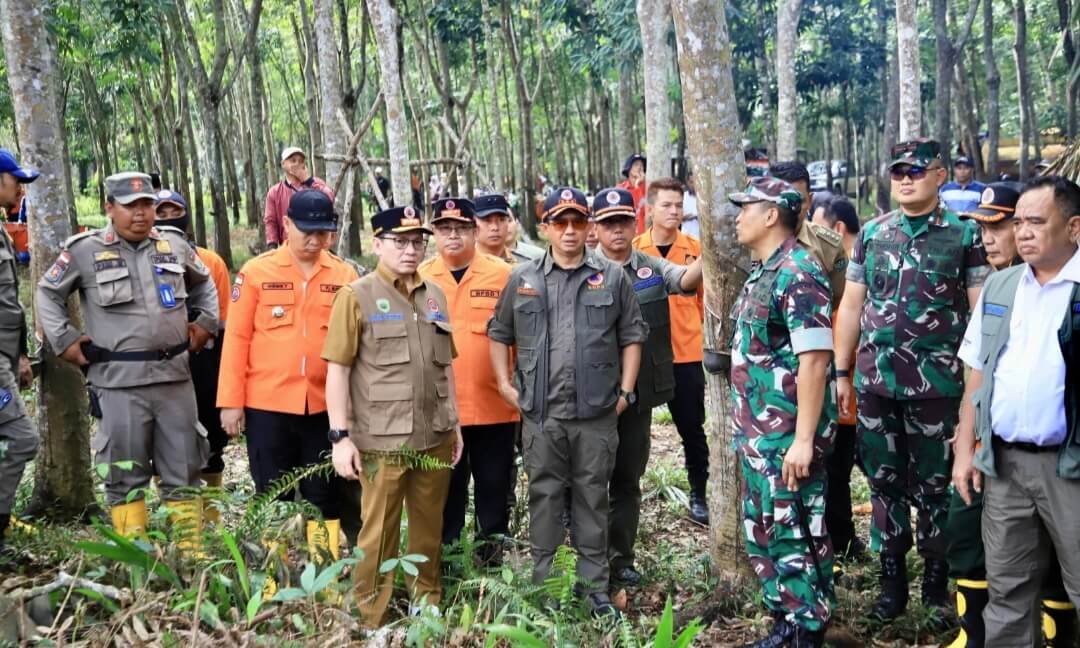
36, 224, 219, 389
0, 229, 26, 365
545, 260, 592, 418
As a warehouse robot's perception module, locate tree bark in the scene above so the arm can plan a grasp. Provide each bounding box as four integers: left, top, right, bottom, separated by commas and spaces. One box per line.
481, 0, 506, 191
315, 0, 348, 187
754, 2, 775, 158
503, 1, 544, 237
983, 0, 1000, 179
638, 0, 674, 181
293, 5, 323, 176
366, 0, 412, 208
933, 0, 980, 166
1014, 0, 1032, 180
776, 0, 802, 161
670, 0, 750, 575
0, 0, 95, 520
895, 0, 921, 140
617, 67, 636, 163
878, 0, 899, 213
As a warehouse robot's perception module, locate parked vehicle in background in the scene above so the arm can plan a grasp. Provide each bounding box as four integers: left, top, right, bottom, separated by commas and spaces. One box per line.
809, 159, 872, 198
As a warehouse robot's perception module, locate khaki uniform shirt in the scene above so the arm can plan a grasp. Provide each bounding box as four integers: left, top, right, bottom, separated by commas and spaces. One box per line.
36, 224, 218, 388
0, 229, 27, 364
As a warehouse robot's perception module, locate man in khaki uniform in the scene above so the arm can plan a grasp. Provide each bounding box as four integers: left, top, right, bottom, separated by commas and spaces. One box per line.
36, 172, 218, 546
323, 205, 463, 627
0, 150, 39, 549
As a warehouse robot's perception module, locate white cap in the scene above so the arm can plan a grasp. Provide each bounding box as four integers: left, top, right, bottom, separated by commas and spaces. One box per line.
280, 147, 305, 164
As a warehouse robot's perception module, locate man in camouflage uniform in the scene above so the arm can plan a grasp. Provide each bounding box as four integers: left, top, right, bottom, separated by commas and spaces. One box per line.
730, 177, 836, 648
834, 139, 990, 622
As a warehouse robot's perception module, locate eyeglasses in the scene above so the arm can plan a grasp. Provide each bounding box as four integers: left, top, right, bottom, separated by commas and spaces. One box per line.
890, 166, 930, 182
546, 217, 591, 232
379, 235, 427, 251
433, 223, 475, 236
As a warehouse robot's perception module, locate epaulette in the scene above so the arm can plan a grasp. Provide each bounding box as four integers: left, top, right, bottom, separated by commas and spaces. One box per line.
62, 229, 98, 249
809, 222, 842, 247
155, 224, 187, 238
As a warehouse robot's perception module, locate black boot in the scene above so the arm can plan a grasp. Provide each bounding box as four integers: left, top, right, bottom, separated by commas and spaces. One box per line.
945, 580, 987, 648
0, 513, 9, 553
688, 493, 709, 525
742, 614, 794, 648
869, 553, 909, 621
1043, 599, 1077, 647
921, 558, 951, 613
791, 625, 825, 648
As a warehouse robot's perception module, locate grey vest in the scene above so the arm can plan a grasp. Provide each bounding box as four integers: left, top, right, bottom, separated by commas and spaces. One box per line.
972, 265, 1080, 479
619, 252, 675, 411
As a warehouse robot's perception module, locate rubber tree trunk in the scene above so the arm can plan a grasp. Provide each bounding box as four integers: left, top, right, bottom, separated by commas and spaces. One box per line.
638, 0, 674, 181
670, 0, 750, 575
896, 0, 921, 140
367, 0, 412, 208
617, 68, 636, 162
776, 0, 802, 161
983, 0, 1000, 179
481, 0, 506, 191
878, 0, 899, 213
314, 0, 347, 186
0, 0, 95, 520
1014, 0, 1032, 180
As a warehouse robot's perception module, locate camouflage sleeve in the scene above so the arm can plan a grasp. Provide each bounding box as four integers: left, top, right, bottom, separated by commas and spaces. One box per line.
845, 229, 868, 285
486, 272, 518, 345
781, 272, 834, 355
957, 287, 985, 370
962, 221, 992, 288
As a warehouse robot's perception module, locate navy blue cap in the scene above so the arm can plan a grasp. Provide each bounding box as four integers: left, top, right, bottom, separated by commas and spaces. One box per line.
431, 197, 476, 223
0, 149, 39, 183
961, 181, 1024, 223
154, 189, 188, 211
287, 189, 338, 232
542, 187, 589, 221
373, 205, 433, 237
591, 187, 636, 221
621, 154, 646, 178
474, 194, 511, 218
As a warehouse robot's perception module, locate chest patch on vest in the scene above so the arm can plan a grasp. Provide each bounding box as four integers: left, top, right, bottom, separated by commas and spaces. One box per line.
517, 284, 539, 296
586, 272, 604, 288
369, 312, 403, 322
984, 302, 1008, 317
320, 283, 342, 293
1074, 302, 1080, 314
637, 267, 653, 279
471, 289, 500, 298
634, 276, 664, 292
262, 282, 293, 291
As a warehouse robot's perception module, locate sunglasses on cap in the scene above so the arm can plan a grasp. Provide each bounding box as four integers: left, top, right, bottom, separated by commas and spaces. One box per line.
890, 165, 932, 182
546, 215, 591, 232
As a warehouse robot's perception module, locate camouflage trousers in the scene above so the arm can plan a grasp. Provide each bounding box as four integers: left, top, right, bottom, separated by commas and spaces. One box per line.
856, 393, 958, 559
740, 455, 834, 631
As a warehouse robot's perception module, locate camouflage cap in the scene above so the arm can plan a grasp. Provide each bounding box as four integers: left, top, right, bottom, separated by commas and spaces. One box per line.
889, 138, 942, 169
728, 176, 803, 212
106, 172, 158, 205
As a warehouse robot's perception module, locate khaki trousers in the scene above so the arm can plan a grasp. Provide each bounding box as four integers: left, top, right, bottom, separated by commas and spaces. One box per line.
354, 437, 454, 627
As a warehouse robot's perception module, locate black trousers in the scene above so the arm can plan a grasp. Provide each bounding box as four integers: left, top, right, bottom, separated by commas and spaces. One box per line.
669, 362, 709, 496
442, 422, 517, 544
189, 334, 228, 473
825, 423, 858, 553
244, 408, 340, 519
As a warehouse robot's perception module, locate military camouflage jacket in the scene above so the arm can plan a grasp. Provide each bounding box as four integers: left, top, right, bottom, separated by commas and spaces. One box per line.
846, 207, 990, 399
731, 237, 836, 474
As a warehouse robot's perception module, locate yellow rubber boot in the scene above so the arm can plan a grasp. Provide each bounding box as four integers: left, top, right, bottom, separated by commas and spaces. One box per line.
110, 500, 148, 538
945, 579, 988, 648
166, 498, 205, 558
306, 519, 342, 564
261, 539, 286, 602
1043, 599, 1077, 647
201, 472, 223, 525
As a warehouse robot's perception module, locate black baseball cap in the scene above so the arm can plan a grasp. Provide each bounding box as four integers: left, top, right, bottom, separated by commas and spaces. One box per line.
621, 154, 646, 178
542, 187, 589, 221
961, 181, 1023, 223
591, 187, 636, 221
372, 205, 433, 236
287, 189, 338, 232
953, 156, 974, 168
475, 194, 511, 218
431, 197, 476, 224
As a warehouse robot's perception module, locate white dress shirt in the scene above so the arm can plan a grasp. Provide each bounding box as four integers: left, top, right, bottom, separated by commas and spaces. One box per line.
958, 247, 1080, 446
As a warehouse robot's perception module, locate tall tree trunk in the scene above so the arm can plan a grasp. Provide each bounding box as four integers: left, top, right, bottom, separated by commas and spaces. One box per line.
1, 0, 95, 520
293, 6, 322, 176
247, 19, 270, 242
221, 106, 243, 227
481, 0, 506, 191
933, 0, 954, 164
878, 0, 899, 213
366, 0, 412, 207
671, 0, 749, 575
617, 66, 636, 163
1058, 0, 1079, 139
754, 2, 776, 158
314, 0, 347, 186
1014, 0, 1032, 180
896, 0, 921, 140
776, 0, 802, 161
983, 0, 1000, 179
638, 0, 674, 181
179, 68, 207, 247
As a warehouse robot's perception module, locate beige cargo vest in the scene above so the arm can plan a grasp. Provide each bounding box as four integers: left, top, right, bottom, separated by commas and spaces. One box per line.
347, 272, 457, 452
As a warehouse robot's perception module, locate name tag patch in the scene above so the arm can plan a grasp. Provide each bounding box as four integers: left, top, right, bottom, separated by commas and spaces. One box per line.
320, 284, 342, 293
262, 282, 293, 291
151, 254, 178, 265
984, 302, 1008, 317
369, 313, 403, 322
470, 289, 500, 298
93, 259, 126, 272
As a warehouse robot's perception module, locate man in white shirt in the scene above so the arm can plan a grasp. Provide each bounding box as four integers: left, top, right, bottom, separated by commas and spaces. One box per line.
952, 175, 1080, 646
681, 172, 699, 238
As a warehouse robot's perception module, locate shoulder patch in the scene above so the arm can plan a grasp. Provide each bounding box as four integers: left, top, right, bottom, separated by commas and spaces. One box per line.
44, 251, 72, 284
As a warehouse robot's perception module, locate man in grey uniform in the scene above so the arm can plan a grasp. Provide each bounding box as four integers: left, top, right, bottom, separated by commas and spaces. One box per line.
36, 172, 218, 548
591, 187, 703, 586
0, 149, 40, 549
488, 186, 646, 617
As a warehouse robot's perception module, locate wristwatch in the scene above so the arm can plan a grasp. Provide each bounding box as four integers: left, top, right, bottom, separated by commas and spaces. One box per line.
836, 369, 850, 378
327, 428, 349, 444
618, 388, 637, 406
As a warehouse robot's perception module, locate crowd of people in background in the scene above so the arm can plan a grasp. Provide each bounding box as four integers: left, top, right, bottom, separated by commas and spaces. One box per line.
0, 133, 1078, 648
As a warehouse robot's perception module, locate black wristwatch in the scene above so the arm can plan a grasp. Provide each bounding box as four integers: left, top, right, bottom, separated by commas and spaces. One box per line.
836, 369, 850, 379
618, 388, 637, 405
327, 428, 349, 444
